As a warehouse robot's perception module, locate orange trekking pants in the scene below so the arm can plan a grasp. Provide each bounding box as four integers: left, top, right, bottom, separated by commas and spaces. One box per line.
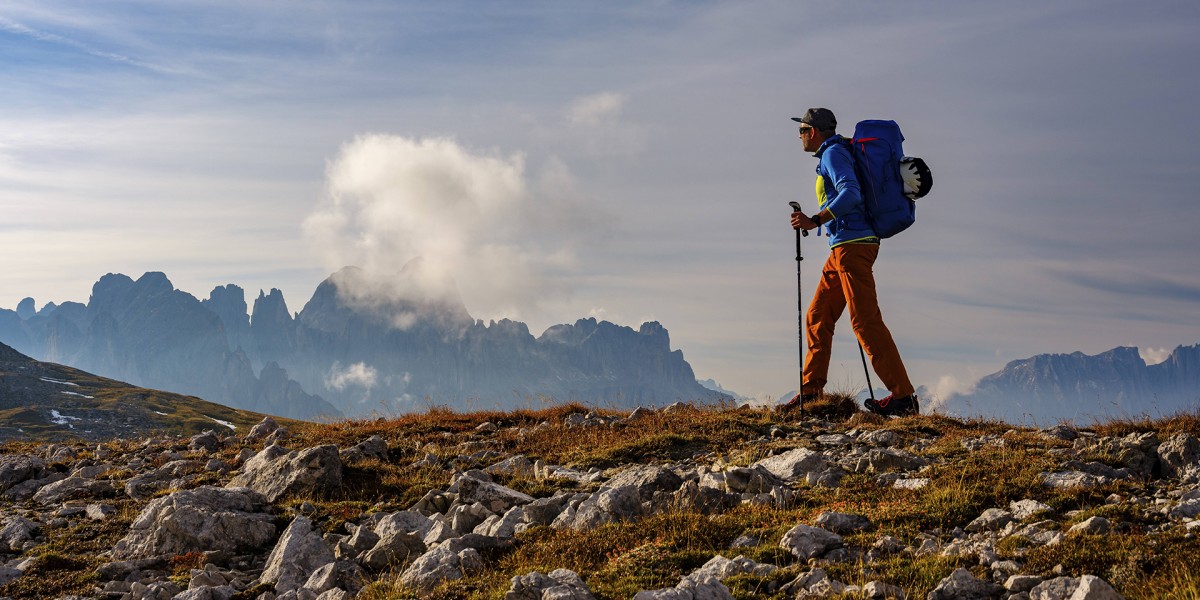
802, 243, 915, 398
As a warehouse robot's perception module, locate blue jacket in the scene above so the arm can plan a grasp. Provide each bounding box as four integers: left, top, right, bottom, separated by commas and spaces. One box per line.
814, 134, 878, 247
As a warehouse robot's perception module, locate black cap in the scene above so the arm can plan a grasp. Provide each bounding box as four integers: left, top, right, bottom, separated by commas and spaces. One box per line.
791, 108, 836, 131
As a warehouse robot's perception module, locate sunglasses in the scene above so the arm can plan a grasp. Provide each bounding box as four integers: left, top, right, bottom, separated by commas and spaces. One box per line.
798, 126, 813, 135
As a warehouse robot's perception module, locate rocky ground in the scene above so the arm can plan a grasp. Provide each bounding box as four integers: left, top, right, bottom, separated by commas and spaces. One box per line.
0, 398, 1196, 599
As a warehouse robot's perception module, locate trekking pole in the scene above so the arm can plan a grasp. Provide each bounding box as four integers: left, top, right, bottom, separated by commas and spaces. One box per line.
858, 343, 876, 402
788, 201, 807, 411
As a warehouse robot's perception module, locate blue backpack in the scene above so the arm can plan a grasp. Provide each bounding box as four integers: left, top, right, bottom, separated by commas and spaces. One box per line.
841, 120, 930, 238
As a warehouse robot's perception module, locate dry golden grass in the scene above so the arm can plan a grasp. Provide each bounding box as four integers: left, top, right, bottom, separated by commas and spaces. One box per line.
5, 402, 1200, 599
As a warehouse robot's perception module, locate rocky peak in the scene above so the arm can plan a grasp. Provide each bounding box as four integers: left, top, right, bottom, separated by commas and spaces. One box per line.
252, 289, 293, 329
15, 298, 35, 320
204, 284, 251, 346
297, 265, 473, 333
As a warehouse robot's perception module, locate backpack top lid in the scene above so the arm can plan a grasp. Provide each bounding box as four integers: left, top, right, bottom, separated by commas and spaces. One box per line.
851, 120, 904, 157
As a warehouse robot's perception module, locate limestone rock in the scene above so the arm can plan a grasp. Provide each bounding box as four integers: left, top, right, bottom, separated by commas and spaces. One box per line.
814, 511, 871, 534
227, 444, 343, 503
506, 568, 596, 600
360, 529, 426, 571
551, 485, 643, 530
399, 538, 496, 592
927, 567, 1005, 600
260, 516, 335, 593
1068, 516, 1111, 535
112, 486, 276, 560
0, 517, 38, 551
454, 475, 535, 514
341, 435, 388, 463
32, 476, 115, 505
1157, 433, 1200, 480
779, 524, 843, 560
606, 464, 684, 501
966, 508, 1015, 532
1010, 499, 1054, 520
0, 455, 47, 493
303, 560, 368, 595
754, 448, 840, 483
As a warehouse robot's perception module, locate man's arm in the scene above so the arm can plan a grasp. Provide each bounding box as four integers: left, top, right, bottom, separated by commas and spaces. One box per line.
819, 144, 862, 219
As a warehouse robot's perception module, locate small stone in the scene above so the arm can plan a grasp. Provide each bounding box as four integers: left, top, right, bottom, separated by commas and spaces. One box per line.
1068, 516, 1111, 535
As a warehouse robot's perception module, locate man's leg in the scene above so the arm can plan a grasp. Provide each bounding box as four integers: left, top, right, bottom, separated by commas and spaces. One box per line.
834, 244, 915, 399
802, 253, 847, 396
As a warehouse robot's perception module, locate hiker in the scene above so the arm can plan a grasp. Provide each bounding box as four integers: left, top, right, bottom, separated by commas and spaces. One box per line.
782, 108, 919, 417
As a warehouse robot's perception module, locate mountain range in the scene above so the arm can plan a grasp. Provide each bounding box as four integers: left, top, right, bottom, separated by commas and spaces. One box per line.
0, 265, 724, 420
943, 344, 1200, 424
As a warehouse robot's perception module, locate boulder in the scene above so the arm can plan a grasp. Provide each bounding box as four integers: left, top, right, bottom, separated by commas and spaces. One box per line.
260, 516, 335, 594
454, 475, 535, 514
227, 445, 343, 503
551, 485, 643, 530
31, 476, 115, 505
814, 511, 871, 534
475, 506, 526, 539
605, 464, 684, 501
399, 538, 497, 592
1010, 499, 1054, 520
633, 575, 734, 600
303, 560, 368, 595
0, 455, 47, 493
1157, 433, 1200, 480
374, 510, 435, 539
753, 448, 834, 481
779, 524, 843, 560
111, 486, 276, 560
1068, 516, 1111, 535
341, 435, 388, 463
966, 508, 1015, 532
928, 568, 1004, 600
0, 516, 38, 551
244, 416, 280, 443
360, 530, 427, 572
687, 555, 777, 581
1070, 575, 1124, 599
506, 568, 596, 600
1031, 576, 1079, 599
189, 430, 222, 454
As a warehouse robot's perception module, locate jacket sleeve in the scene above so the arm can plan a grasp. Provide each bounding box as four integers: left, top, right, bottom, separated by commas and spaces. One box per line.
820, 144, 862, 218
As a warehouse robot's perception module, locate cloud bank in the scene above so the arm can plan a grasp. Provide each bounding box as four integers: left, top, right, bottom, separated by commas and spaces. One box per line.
303, 134, 604, 326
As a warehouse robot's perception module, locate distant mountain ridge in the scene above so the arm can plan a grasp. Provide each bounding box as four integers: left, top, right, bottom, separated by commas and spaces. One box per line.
0, 341, 271, 441
945, 344, 1200, 424
0, 266, 725, 419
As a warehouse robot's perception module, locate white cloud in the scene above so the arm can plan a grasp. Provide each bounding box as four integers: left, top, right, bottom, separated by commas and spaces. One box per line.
1139, 347, 1172, 366
325, 361, 378, 392
568, 92, 626, 126
303, 134, 608, 327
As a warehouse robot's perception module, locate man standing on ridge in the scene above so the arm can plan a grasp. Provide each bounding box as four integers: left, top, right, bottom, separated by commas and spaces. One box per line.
781, 107, 919, 417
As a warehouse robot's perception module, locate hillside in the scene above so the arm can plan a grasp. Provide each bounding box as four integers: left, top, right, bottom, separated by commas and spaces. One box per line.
0, 342, 280, 442
0, 398, 1196, 599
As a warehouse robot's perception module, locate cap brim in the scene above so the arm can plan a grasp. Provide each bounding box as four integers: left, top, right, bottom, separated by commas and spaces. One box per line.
790, 117, 807, 123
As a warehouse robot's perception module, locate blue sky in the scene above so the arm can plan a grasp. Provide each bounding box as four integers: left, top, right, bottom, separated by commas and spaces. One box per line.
2, 1, 1199, 407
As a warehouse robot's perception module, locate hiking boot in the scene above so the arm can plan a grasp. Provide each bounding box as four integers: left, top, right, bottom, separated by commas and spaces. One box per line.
864, 393, 920, 417
777, 393, 819, 413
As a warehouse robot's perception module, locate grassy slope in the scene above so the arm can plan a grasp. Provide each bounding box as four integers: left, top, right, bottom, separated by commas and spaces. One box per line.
281, 398, 1200, 600
0, 359, 286, 441
3, 397, 1198, 599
